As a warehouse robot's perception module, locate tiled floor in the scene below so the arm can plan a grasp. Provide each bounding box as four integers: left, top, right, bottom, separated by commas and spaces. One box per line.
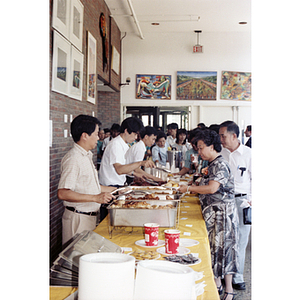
232, 231, 251, 300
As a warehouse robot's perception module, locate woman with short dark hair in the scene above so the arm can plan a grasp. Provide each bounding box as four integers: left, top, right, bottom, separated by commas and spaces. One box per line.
179, 129, 239, 300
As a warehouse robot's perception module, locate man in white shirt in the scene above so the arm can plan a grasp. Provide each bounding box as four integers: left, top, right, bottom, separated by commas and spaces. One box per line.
166, 122, 178, 147
99, 117, 155, 187
125, 126, 164, 182
57, 115, 116, 244
219, 121, 252, 291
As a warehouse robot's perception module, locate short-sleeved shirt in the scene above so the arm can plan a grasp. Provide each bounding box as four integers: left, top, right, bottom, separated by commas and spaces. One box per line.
198, 155, 235, 207
58, 143, 101, 212
152, 142, 169, 166
99, 135, 129, 186
125, 140, 146, 164
221, 144, 251, 194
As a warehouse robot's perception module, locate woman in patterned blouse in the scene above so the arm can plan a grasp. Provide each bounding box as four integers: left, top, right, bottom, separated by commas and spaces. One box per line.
179, 129, 239, 300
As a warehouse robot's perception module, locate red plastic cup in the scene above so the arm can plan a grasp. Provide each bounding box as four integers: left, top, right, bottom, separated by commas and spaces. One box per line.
144, 223, 159, 246
164, 229, 180, 254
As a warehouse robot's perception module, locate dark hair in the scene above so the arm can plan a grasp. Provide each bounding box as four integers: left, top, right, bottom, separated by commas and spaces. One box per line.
110, 123, 121, 132
156, 131, 167, 142
120, 117, 144, 134
71, 114, 102, 143
176, 128, 187, 145
104, 128, 110, 134
208, 124, 220, 135
140, 126, 157, 139
188, 127, 202, 142
193, 129, 222, 153
219, 120, 240, 138
246, 125, 252, 131
167, 123, 178, 130
197, 123, 206, 130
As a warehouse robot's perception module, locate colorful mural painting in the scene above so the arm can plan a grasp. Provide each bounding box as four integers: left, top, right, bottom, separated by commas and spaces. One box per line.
176, 71, 217, 100
221, 71, 251, 101
136, 75, 171, 99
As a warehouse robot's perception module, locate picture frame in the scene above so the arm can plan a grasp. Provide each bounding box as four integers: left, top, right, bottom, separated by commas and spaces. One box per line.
52, 31, 71, 96
69, 0, 84, 52
69, 45, 83, 101
136, 75, 171, 99
221, 71, 251, 101
52, 0, 71, 40
176, 71, 217, 100
111, 45, 120, 75
87, 31, 97, 104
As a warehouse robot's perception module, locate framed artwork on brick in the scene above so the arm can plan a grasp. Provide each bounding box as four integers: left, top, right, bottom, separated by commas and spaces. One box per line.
221, 71, 251, 101
87, 31, 97, 104
52, 31, 71, 96
52, 0, 71, 40
136, 75, 171, 99
69, 0, 84, 52
69, 45, 83, 101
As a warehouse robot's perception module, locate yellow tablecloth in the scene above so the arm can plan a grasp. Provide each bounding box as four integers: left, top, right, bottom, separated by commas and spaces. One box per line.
50, 195, 219, 300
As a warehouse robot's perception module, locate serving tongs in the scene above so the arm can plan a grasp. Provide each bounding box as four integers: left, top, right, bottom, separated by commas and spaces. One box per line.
110, 187, 151, 197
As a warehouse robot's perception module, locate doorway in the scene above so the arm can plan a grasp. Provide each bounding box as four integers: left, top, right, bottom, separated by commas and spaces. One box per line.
124, 106, 189, 131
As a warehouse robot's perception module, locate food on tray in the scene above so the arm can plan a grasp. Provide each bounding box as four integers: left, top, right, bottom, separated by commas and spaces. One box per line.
110, 200, 175, 209
164, 254, 200, 265
164, 180, 179, 188
130, 250, 160, 260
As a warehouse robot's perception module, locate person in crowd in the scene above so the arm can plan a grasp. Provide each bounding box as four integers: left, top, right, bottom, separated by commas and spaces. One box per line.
97, 128, 105, 170
152, 131, 169, 166
99, 117, 155, 187
244, 125, 252, 148
208, 123, 220, 134
175, 128, 208, 176
125, 126, 164, 183
103, 128, 110, 139
102, 123, 121, 152
178, 129, 238, 300
172, 128, 189, 161
219, 121, 252, 292
57, 115, 116, 245
197, 122, 206, 130
166, 122, 178, 147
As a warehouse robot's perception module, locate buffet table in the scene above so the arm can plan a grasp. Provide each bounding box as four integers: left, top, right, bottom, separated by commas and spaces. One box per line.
50, 194, 219, 300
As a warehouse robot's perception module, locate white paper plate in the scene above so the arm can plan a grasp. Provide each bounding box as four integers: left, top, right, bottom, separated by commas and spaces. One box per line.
135, 239, 165, 248
179, 239, 199, 247
156, 246, 190, 256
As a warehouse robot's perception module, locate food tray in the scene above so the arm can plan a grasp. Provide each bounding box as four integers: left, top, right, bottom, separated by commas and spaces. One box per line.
107, 199, 180, 237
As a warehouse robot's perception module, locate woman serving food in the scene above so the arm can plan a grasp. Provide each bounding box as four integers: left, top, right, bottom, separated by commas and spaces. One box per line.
178, 129, 239, 300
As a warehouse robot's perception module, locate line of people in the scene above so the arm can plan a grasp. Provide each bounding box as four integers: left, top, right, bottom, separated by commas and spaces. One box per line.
57, 115, 251, 300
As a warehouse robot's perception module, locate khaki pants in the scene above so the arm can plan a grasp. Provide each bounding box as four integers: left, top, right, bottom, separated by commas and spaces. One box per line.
62, 208, 97, 245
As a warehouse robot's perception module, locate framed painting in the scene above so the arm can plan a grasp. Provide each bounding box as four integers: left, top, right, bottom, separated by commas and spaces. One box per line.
69, 45, 83, 100
136, 75, 171, 99
52, 0, 71, 40
221, 71, 251, 101
69, 0, 84, 52
52, 31, 71, 96
176, 71, 217, 100
111, 46, 120, 75
87, 31, 97, 104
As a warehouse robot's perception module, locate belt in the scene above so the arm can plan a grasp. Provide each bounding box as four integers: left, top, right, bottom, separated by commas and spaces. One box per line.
235, 193, 247, 198
66, 206, 97, 216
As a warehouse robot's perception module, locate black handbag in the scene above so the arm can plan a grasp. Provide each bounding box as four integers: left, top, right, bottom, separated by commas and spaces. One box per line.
243, 206, 252, 225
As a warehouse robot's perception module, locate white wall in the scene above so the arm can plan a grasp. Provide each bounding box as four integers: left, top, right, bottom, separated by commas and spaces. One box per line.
120, 30, 251, 129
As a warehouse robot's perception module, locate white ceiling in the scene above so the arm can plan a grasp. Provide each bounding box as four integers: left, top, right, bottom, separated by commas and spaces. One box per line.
104, 0, 251, 38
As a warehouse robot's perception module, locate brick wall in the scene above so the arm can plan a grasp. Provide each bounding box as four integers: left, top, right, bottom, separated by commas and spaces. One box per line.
49, 0, 121, 264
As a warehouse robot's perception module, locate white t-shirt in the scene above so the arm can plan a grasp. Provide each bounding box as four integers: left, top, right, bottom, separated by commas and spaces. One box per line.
166, 135, 176, 147
99, 135, 129, 186
221, 144, 252, 194
125, 140, 146, 164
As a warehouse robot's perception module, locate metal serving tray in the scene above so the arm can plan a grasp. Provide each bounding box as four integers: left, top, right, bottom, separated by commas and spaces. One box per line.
107, 199, 180, 237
